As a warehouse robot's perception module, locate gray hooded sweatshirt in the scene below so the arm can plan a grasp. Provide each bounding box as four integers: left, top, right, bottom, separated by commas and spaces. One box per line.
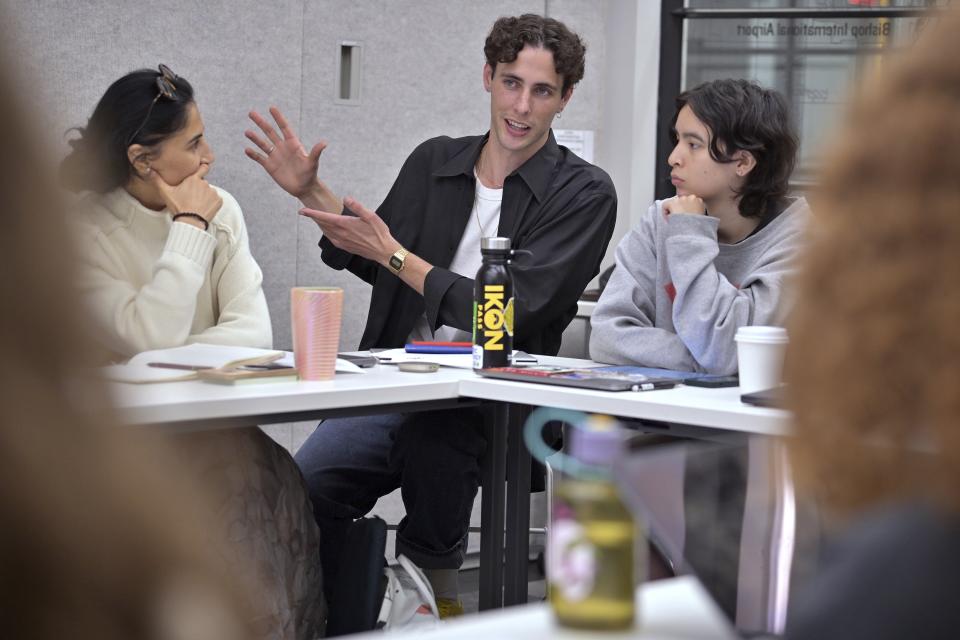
590, 197, 810, 374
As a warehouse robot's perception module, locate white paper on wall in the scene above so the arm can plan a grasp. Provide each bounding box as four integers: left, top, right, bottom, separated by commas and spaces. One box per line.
553, 129, 595, 164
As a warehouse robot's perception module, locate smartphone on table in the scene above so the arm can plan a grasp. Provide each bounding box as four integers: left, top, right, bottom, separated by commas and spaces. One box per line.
337, 353, 379, 368
683, 375, 739, 388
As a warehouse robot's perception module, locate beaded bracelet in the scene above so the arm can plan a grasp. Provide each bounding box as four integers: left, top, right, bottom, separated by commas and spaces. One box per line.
172, 212, 209, 231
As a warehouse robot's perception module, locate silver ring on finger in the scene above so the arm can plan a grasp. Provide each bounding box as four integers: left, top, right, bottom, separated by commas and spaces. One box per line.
266, 145, 275, 155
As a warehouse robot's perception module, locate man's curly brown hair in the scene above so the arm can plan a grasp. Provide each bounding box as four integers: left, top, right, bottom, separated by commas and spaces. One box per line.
484, 14, 586, 95
786, 10, 960, 514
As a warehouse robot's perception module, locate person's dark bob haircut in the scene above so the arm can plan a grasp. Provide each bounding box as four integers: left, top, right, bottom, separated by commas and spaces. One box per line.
671, 78, 798, 219
60, 68, 195, 194
484, 14, 586, 95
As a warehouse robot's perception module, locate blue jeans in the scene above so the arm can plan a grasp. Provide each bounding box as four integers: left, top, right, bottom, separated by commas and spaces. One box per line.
294, 407, 488, 582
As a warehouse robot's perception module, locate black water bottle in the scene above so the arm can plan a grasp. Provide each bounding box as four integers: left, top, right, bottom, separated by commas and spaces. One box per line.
473, 237, 515, 370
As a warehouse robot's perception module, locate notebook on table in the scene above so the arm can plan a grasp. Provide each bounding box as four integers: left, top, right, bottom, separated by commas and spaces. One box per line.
101, 343, 288, 384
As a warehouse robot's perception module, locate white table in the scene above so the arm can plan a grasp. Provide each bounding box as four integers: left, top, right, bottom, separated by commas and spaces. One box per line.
457, 356, 792, 607
460, 374, 790, 437
110, 355, 792, 612
350, 576, 737, 639
110, 363, 476, 428
112, 356, 788, 435
109, 364, 513, 612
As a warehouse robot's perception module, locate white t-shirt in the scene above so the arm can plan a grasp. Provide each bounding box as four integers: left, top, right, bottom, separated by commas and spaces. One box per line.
408, 173, 502, 342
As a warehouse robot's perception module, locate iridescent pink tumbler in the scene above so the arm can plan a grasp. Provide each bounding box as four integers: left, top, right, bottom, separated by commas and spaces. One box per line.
291, 287, 343, 380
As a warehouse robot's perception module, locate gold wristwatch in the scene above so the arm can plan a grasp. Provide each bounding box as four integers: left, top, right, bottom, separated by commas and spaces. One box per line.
388, 247, 409, 275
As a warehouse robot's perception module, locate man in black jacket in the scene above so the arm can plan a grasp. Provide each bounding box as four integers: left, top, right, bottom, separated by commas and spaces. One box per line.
246, 14, 616, 614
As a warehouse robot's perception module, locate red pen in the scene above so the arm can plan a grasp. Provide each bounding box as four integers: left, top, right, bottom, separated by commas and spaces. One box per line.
409, 341, 472, 347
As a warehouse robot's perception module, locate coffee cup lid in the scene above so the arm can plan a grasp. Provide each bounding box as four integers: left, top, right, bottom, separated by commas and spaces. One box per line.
735, 326, 789, 344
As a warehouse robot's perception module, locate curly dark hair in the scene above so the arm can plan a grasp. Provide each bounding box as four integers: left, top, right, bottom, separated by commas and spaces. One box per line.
484, 14, 586, 95
671, 79, 798, 219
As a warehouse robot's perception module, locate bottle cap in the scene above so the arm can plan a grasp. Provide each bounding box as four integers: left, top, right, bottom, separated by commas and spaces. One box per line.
481, 237, 511, 252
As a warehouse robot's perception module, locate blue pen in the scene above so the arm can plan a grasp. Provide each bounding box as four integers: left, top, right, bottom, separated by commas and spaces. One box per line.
404, 344, 473, 354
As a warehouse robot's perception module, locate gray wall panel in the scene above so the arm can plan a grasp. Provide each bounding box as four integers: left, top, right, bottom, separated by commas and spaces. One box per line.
545, 0, 607, 136
7, 0, 609, 352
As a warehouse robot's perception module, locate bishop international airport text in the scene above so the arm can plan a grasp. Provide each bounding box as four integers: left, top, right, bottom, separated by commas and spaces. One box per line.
737, 20, 891, 40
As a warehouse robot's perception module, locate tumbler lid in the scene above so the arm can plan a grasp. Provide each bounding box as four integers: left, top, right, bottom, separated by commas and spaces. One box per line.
570, 415, 625, 466
481, 237, 511, 252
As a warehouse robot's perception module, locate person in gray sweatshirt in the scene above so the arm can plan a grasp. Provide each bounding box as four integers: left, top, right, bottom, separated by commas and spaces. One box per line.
590, 79, 810, 374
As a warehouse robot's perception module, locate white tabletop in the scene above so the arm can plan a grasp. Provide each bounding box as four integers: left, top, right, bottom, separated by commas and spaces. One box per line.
459, 356, 792, 437
109, 363, 475, 426
459, 378, 789, 436
349, 576, 737, 639
109, 355, 791, 437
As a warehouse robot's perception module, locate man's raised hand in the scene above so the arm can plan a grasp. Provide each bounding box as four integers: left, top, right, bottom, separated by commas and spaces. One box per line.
245, 106, 327, 200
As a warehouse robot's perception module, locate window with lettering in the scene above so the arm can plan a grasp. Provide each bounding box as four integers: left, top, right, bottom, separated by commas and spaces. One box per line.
684, 0, 938, 185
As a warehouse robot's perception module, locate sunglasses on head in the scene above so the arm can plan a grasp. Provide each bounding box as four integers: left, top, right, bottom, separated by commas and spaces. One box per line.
126, 64, 179, 146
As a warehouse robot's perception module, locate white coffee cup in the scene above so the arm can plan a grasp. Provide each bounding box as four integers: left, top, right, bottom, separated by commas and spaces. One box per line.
735, 326, 789, 394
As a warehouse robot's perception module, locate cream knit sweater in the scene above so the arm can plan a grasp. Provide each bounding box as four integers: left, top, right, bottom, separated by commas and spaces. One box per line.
76, 186, 272, 359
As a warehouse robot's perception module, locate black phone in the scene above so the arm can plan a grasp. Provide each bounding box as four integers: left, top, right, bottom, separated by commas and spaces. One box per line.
683, 375, 740, 388
337, 353, 379, 368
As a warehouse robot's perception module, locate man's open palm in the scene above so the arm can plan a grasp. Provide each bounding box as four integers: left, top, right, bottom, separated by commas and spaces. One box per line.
245, 106, 327, 199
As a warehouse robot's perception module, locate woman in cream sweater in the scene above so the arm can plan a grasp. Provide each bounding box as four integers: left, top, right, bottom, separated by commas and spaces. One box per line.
64, 64, 270, 358
62, 66, 324, 640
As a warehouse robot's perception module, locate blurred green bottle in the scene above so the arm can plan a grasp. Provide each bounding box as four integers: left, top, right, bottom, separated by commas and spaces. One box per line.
547, 415, 641, 630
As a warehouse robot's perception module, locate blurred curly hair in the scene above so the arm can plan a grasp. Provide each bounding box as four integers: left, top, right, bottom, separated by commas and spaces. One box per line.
786, 11, 960, 514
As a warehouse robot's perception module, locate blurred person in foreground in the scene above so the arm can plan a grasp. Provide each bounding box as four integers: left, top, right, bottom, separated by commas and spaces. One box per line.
0, 56, 254, 640
786, 10, 960, 639
61, 66, 325, 638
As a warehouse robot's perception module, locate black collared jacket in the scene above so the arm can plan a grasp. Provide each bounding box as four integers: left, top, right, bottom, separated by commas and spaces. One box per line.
319, 131, 617, 355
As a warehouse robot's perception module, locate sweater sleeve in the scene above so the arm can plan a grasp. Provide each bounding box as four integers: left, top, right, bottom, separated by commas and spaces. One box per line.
189, 192, 273, 349
664, 212, 800, 375
79, 221, 216, 356
589, 204, 699, 370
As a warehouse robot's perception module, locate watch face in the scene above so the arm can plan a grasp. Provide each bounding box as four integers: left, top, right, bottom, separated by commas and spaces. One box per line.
389, 255, 403, 271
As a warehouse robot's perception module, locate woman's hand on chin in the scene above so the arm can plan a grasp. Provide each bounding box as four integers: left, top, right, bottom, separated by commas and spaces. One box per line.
152, 164, 222, 224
